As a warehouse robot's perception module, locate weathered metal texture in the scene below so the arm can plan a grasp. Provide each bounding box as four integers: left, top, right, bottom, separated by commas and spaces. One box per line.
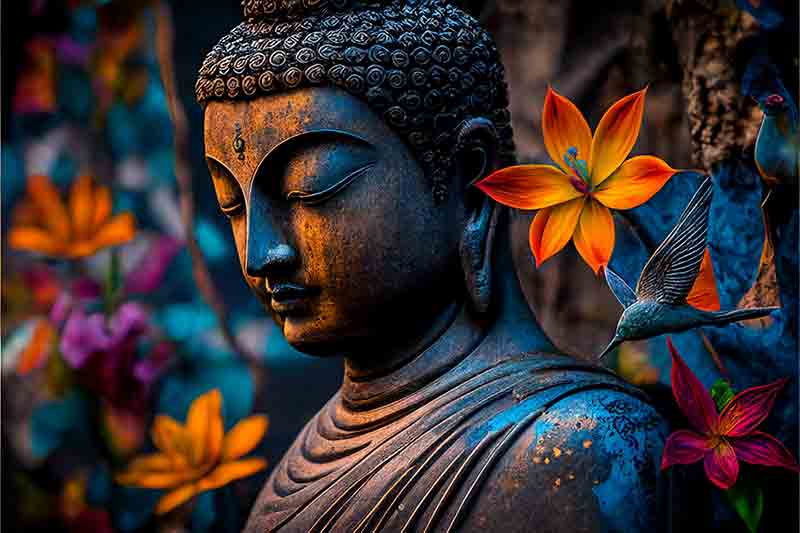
198, 1, 672, 530
247, 349, 667, 532
196, 0, 515, 202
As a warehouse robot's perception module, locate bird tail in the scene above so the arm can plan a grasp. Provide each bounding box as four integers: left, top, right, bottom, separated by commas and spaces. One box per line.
710, 306, 779, 325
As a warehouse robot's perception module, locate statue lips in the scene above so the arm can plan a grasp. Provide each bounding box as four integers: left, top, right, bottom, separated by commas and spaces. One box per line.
266, 282, 317, 315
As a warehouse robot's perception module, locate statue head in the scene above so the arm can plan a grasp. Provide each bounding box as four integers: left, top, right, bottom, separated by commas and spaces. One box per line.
198, 0, 517, 356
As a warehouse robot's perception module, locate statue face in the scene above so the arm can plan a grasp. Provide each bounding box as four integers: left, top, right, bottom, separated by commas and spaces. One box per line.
204, 87, 466, 355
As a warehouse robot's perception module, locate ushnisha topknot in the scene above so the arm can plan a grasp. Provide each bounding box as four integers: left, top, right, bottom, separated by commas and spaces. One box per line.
196, 0, 515, 201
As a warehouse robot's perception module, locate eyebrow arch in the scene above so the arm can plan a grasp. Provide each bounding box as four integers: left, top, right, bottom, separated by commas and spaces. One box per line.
251, 128, 374, 185
205, 154, 237, 182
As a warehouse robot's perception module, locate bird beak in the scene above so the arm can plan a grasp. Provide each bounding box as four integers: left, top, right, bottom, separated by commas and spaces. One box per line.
598, 336, 622, 360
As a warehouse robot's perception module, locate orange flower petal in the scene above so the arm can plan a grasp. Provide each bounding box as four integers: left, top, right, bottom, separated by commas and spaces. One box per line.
8, 226, 66, 257
155, 484, 197, 515
75, 213, 136, 257
151, 414, 189, 461
476, 165, 581, 210
197, 458, 267, 492
27, 174, 70, 240
593, 156, 677, 209
221, 415, 269, 462
93, 185, 112, 228
687, 249, 721, 311
12, 200, 39, 227
573, 199, 615, 274
123, 453, 174, 474
69, 175, 94, 240
17, 318, 55, 375
528, 196, 585, 267
116, 467, 200, 489
542, 86, 593, 172
590, 88, 647, 185
186, 389, 223, 466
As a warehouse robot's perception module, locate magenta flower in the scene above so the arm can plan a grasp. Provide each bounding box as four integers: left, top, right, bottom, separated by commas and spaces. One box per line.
124, 235, 181, 295
60, 309, 112, 368
50, 277, 102, 325
661, 338, 800, 489
59, 303, 171, 412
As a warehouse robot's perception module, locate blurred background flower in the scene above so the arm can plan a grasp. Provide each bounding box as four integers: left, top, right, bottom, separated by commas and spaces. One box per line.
1, 2, 340, 532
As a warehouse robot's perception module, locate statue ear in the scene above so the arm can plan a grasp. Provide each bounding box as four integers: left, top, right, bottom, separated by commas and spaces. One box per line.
453, 117, 499, 188
453, 118, 500, 314
460, 196, 498, 313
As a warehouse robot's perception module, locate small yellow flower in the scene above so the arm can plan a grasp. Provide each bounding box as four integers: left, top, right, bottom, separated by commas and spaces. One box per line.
116, 389, 268, 515
8, 174, 136, 259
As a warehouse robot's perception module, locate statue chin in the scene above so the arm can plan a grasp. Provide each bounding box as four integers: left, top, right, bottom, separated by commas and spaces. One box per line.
279, 316, 352, 357
276, 292, 458, 359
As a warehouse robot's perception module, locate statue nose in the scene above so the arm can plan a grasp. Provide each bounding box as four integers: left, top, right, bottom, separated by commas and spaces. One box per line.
246, 242, 297, 278
245, 195, 298, 278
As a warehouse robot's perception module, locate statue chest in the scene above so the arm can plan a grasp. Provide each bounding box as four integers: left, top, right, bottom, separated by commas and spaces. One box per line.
244, 356, 643, 532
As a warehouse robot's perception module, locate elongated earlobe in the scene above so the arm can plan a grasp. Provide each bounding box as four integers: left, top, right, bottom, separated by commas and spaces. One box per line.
460, 196, 498, 313
453, 117, 500, 314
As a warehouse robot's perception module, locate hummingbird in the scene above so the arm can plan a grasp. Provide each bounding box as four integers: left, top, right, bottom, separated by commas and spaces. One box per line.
598, 178, 779, 359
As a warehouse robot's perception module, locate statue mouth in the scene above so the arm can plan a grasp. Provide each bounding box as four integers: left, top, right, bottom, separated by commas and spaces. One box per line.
267, 282, 317, 315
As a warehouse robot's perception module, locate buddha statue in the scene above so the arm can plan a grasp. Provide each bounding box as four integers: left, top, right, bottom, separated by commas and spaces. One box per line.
197, 1, 670, 531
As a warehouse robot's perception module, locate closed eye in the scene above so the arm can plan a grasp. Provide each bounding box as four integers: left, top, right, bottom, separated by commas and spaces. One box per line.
219, 201, 244, 217
206, 156, 246, 219
286, 162, 376, 206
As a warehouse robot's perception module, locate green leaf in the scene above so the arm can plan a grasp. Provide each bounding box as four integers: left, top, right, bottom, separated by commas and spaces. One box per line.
711, 378, 736, 412
726, 481, 764, 533
104, 249, 122, 315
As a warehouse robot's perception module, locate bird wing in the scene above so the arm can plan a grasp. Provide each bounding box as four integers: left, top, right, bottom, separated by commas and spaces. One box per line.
635, 177, 713, 304
604, 266, 637, 308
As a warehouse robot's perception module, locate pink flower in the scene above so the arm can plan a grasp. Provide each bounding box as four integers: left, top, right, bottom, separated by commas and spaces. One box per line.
124, 236, 181, 295
59, 303, 171, 411
60, 309, 112, 368
661, 338, 800, 489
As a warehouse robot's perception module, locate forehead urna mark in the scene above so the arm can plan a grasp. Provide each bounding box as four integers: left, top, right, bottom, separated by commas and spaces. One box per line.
233, 123, 245, 161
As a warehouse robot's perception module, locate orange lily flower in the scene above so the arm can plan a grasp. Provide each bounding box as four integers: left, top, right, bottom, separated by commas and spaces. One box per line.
477, 86, 679, 274
115, 389, 268, 515
8, 174, 136, 259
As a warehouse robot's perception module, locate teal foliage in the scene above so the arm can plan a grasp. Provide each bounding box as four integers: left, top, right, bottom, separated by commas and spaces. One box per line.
29, 392, 88, 459
192, 491, 217, 533
158, 359, 254, 430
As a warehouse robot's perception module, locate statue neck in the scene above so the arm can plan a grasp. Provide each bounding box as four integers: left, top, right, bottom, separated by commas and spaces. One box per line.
342, 224, 556, 410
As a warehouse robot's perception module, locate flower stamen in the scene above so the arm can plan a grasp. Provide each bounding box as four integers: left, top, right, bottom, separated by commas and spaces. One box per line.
563, 146, 592, 193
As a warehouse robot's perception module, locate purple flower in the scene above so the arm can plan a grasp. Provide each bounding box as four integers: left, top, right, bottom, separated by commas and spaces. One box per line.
52, 36, 91, 66
60, 309, 111, 369
124, 236, 181, 295
50, 278, 102, 325
133, 341, 173, 386
108, 302, 148, 345
59, 302, 173, 411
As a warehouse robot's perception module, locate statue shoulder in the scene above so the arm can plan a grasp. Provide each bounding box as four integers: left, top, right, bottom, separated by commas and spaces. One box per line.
461, 387, 669, 533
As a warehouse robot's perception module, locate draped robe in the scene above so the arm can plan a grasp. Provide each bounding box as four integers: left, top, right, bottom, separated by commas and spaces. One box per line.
245, 337, 667, 533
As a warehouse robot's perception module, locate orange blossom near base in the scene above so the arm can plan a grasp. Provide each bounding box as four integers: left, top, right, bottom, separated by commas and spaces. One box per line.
116, 389, 268, 514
